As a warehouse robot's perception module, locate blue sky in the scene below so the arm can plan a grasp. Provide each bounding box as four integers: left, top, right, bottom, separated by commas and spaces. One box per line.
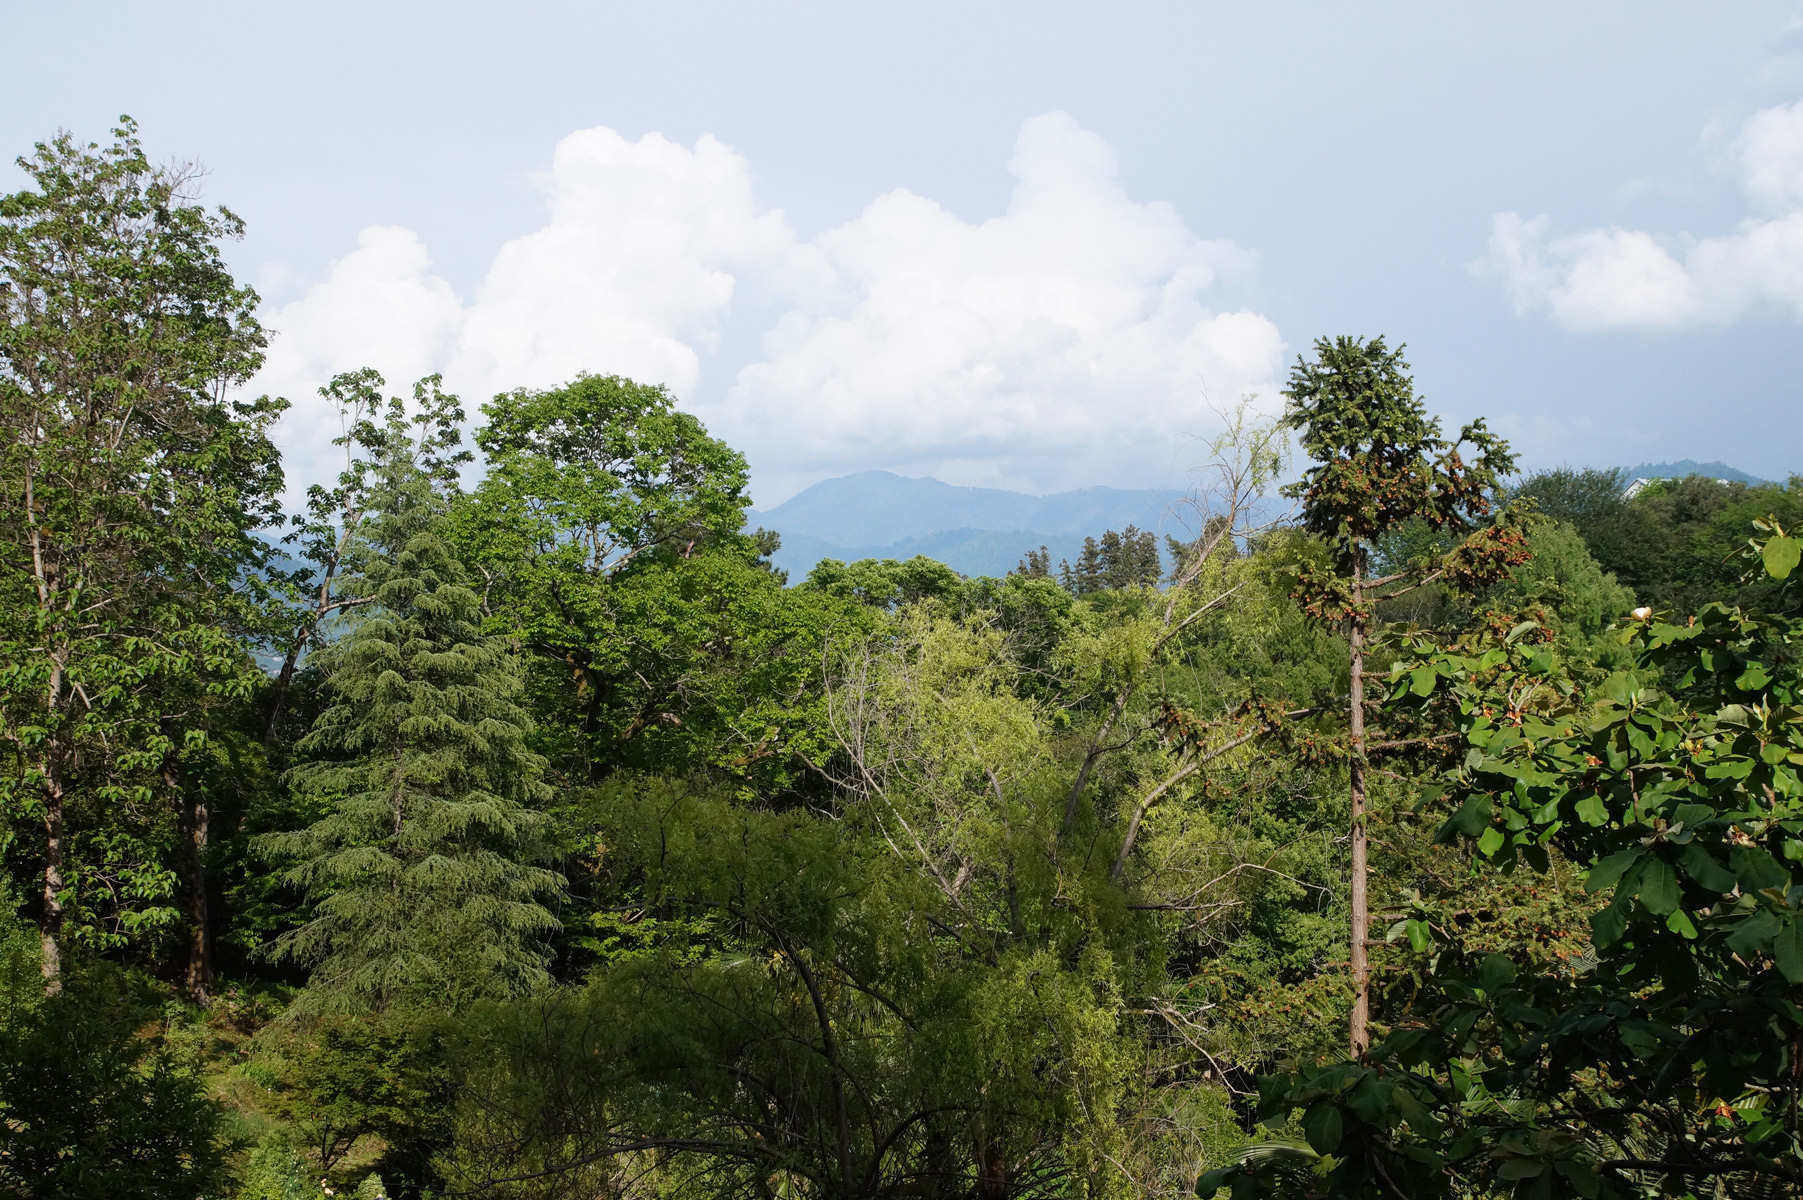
9, 2, 1803, 503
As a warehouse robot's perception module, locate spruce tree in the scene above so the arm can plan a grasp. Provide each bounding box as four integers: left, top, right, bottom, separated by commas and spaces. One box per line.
1280, 334, 1516, 1053
265, 407, 561, 1013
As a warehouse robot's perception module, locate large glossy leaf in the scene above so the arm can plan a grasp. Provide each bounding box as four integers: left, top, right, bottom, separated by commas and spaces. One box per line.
1584, 848, 1643, 894
1638, 858, 1680, 915
1302, 1101, 1343, 1155
1763, 534, 1800, 580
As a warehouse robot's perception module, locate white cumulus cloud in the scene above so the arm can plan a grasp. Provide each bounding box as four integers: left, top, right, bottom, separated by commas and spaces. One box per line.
451, 127, 824, 401
724, 113, 1281, 493
257, 226, 465, 486
1475, 98, 1803, 331
254, 113, 1282, 505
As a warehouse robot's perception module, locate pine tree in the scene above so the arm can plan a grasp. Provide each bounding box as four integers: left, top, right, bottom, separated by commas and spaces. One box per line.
1100, 524, 1160, 588
1012, 546, 1051, 578
1063, 536, 1104, 595
264, 418, 562, 1013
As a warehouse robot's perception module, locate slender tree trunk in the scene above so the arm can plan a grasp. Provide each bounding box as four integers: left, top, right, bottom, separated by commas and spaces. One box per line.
1347, 551, 1370, 1056
974, 1139, 1011, 1200
265, 537, 352, 750
30, 480, 65, 995
263, 625, 312, 750
184, 794, 213, 1000
165, 735, 214, 1002
40, 758, 65, 996
40, 646, 68, 995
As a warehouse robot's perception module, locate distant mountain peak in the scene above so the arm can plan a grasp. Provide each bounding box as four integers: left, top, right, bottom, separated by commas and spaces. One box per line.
747, 471, 1194, 578
1619, 460, 1767, 486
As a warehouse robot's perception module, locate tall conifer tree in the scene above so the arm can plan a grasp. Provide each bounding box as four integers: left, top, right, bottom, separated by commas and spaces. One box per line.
265, 388, 562, 1012
1281, 335, 1516, 1053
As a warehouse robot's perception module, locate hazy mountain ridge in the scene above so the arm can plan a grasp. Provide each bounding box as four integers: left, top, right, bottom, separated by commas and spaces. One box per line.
749, 463, 1783, 580
1619, 460, 1770, 485
749, 471, 1195, 578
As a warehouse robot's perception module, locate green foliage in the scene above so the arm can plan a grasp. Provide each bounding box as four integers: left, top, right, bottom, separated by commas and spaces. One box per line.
457, 377, 877, 797
803, 553, 967, 608
446, 770, 1145, 1199
0, 115, 284, 979
1282, 335, 1516, 574
1207, 528, 1803, 1198
251, 1013, 452, 1194
263, 405, 561, 1013
264, 370, 472, 751
472, 373, 750, 575
1518, 467, 1803, 615
233, 1134, 315, 1200
460, 376, 760, 781
550, 548, 875, 791
1058, 524, 1163, 594
1511, 466, 1628, 530
1377, 517, 1637, 665
14, 116, 1803, 1200
0, 929, 231, 1199
1481, 519, 1636, 658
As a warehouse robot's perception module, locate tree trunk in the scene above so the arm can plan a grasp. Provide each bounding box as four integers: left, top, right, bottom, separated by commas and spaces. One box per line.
165, 724, 215, 1002
183, 792, 213, 1001
265, 538, 352, 750
40, 764, 65, 996
40, 650, 67, 996
262, 625, 311, 750
1347, 551, 1369, 1056
974, 1140, 1010, 1200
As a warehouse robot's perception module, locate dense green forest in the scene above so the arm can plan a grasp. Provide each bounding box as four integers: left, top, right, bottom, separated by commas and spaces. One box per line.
5, 123, 1803, 1200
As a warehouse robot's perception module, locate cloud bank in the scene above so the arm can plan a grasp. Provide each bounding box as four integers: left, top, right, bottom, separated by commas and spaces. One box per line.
255, 113, 1283, 504
1476, 98, 1803, 331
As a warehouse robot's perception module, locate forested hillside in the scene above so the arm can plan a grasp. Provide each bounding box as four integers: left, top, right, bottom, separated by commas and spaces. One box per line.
7, 124, 1803, 1200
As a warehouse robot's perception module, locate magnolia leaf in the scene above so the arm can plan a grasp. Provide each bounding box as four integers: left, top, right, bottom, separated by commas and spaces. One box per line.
1776, 920, 1803, 984
1639, 858, 1680, 915
1195, 1166, 1236, 1197
1673, 802, 1713, 827
1732, 847, 1790, 893
1763, 534, 1801, 581
1727, 909, 1781, 957
1556, 1160, 1601, 1198
1410, 665, 1437, 697
1452, 794, 1492, 837
1717, 703, 1756, 728
1601, 672, 1639, 706
1679, 843, 1737, 893
1738, 663, 1774, 691
1477, 826, 1505, 857
1478, 953, 1517, 992
1584, 848, 1643, 894
1591, 901, 1628, 948
1346, 1076, 1390, 1124
1302, 1102, 1343, 1155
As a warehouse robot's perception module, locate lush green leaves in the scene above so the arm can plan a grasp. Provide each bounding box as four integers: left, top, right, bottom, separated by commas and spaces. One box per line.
263, 411, 561, 1013
0, 117, 284, 980
1209, 525, 1803, 1198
